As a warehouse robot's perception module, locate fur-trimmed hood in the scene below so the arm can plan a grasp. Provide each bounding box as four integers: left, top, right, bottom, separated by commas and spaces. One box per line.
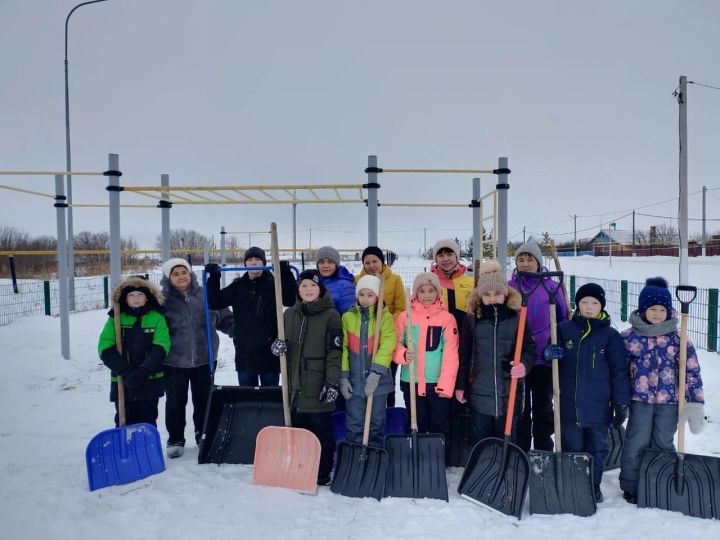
111, 276, 164, 306
466, 284, 521, 316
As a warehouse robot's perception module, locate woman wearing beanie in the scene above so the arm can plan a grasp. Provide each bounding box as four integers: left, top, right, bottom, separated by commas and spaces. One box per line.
355, 246, 406, 406
205, 246, 296, 387
315, 246, 355, 315
508, 238, 570, 454
618, 277, 705, 504
455, 261, 534, 446
393, 272, 459, 451
548, 282, 630, 503
160, 258, 234, 458
430, 239, 475, 331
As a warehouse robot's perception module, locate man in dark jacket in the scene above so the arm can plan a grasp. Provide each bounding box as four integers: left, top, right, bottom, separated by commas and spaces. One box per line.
205, 246, 296, 386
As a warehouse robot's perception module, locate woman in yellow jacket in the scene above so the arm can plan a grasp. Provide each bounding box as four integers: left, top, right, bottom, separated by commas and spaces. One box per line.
354, 246, 405, 405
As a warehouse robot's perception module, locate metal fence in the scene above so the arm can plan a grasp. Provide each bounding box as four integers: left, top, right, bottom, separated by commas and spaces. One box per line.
2, 269, 718, 353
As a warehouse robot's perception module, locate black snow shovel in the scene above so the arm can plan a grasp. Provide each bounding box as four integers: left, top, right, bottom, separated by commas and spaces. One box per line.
528, 271, 596, 517
457, 292, 532, 519
385, 295, 448, 500
331, 278, 389, 500
85, 303, 165, 491
638, 285, 720, 519
604, 424, 625, 471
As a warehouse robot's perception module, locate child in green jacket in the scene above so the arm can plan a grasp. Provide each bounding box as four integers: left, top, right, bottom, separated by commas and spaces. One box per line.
98, 276, 170, 427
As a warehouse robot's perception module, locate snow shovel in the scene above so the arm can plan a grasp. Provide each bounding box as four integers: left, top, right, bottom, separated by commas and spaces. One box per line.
331, 277, 389, 500
638, 285, 720, 519
252, 223, 321, 494
457, 288, 532, 519
86, 303, 165, 491
528, 272, 596, 516
604, 424, 625, 471
385, 295, 448, 500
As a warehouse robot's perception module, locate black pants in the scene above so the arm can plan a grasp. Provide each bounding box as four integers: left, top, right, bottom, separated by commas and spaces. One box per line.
386, 363, 399, 407
114, 398, 159, 428
515, 365, 554, 452
399, 381, 452, 439
470, 411, 510, 445
292, 410, 336, 477
165, 365, 212, 446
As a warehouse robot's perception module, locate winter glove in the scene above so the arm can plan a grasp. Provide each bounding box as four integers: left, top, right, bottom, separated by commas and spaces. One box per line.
679, 402, 706, 434
510, 362, 527, 379
101, 346, 130, 374
318, 381, 339, 404
339, 378, 353, 400
204, 263, 222, 278
270, 338, 289, 357
542, 345, 564, 365
122, 367, 149, 389
364, 371, 382, 397
611, 403, 629, 428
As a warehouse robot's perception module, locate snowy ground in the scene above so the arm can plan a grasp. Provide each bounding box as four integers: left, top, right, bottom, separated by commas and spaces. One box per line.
1, 257, 719, 539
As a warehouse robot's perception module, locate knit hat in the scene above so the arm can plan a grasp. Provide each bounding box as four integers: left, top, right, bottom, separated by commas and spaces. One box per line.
118, 280, 162, 313
515, 238, 543, 266
161, 257, 192, 279
638, 277, 672, 318
432, 238, 460, 260
243, 246, 267, 265
356, 274, 381, 298
575, 283, 606, 310
474, 260, 509, 297
361, 246, 385, 265
412, 272, 442, 297
296, 269, 326, 297
315, 246, 340, 267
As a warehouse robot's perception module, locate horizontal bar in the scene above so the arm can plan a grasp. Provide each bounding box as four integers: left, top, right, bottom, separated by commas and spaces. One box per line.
123, 183, 363, 192
0, 171, 104, 176
0, 184, 54, 198
381, 203, 469, 208
380, 168, 495, 174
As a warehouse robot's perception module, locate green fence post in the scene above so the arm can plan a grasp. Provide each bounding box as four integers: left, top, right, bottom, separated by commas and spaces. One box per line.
709, 289, 718, 353
103, 276, 109, 309
621, 280, 628, 322
570, 275, 576, 310
44, 280, 51, 316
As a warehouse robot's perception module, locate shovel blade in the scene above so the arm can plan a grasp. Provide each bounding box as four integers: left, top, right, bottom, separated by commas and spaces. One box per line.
528, 450, 596, 516
85, 423, 165, 491
638, 448, 720, 519
252, 426, 321, 494
331, 441, 388, 500
604, 424, 625, 471
458, 437, 529, 519
385, 432, 448, 501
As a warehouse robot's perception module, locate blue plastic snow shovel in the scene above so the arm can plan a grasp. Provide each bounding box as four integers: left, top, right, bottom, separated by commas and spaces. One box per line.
86, 303, 165, 491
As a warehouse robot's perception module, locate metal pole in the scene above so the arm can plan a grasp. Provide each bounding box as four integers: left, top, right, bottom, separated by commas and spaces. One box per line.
292, 190, 297, 261
423, 227, 427, 257
64, 0, 108, 311
702, 186, 707, 256
367, 155, 379, 246
54, 174, 71, 359
609, 223, 613, 268
220, 226, 227, 288
573, 214, 577, 256
203, 243, 210, 265
632, 210, 636, 256
472, 177, 481, 264
9, 255, 19, 294
107, 153, 121, 288
496, 157, 510, 276
678, 75, 689, 284
160, 173, 170, 262
523, 226, 526, 243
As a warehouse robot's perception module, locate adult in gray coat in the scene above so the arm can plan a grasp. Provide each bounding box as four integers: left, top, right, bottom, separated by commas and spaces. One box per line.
161, 258, 233, 458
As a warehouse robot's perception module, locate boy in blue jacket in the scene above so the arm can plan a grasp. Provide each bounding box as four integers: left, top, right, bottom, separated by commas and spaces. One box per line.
545, 283, 630, 503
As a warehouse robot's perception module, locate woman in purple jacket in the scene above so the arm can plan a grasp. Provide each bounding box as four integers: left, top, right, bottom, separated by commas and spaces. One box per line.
508, 238, 569, 452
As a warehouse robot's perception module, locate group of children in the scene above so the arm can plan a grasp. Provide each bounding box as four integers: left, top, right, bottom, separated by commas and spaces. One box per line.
99, 238, 706, 502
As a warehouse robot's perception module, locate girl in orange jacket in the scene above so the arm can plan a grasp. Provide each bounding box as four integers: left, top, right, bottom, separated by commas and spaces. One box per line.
393, 272, 459, 443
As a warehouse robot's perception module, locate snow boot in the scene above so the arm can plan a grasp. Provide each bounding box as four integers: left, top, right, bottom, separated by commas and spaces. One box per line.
594, 485, 604, 503
167, 444, 185, 459
622, 491, 637, 504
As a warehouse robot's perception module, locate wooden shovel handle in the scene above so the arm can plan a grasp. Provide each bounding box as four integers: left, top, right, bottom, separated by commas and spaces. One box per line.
504, 306, 527, 437
362, 276, 385, 447
405, 291, 418, 431
677, 311, 688, 453
113, 302, 126, 427
270, 222, 292, 428
549, 303, 561, 452
548, 240, 572, 315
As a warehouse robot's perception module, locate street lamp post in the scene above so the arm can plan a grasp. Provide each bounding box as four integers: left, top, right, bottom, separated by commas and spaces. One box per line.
65, 0, 108, 310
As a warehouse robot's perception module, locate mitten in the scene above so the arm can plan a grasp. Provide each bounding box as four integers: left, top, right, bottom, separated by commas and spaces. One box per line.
270, 338, 288, 356
611, 403, 629, 428
318, 381, 339, 404
204, 263, 221, 278
364, 371, 382, 397
339, 378, 353, 400
680, 402, 706, 434
122, 367, 149, 389
542, 345, 564, 365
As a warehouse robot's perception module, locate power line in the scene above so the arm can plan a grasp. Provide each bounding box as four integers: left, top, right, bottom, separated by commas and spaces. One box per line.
636, 212, 720, 222
688, 80, 720, 91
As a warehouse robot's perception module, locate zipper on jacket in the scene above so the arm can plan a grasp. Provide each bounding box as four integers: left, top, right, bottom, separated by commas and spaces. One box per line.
493, 305, 499, 418
575, 319, 590, 426
186, 295, 196, 368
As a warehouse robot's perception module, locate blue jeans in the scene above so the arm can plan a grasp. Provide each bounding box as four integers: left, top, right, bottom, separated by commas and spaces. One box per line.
561, 422, 608, 487
619, 401, 677, 493
237, 371, 278, 386
345, 393, 386, 448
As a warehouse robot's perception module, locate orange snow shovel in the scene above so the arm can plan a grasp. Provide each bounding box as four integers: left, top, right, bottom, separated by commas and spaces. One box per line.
252, 223, 321, 494
85, 303, 165, 491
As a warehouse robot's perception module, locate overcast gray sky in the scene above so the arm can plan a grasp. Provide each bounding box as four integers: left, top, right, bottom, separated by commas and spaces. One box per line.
1, 0, 719, 254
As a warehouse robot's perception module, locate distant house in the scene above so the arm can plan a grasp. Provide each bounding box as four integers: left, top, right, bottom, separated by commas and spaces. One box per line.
588, 229, 635, 246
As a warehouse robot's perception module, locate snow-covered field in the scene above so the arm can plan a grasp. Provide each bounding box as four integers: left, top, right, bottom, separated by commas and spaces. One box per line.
1, 256, 719, 539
